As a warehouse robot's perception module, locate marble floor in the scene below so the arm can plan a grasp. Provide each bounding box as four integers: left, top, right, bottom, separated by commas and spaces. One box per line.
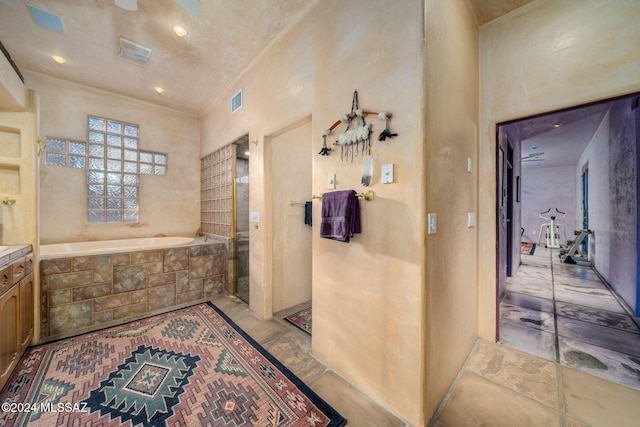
499, 245, 640, 391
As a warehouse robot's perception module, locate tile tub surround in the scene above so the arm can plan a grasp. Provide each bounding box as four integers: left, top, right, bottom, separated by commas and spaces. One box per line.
40, 242, 227, 339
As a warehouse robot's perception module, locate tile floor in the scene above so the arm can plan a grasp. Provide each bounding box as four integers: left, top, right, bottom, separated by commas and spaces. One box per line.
431, 339, 640, 427
210, 295, 408, 427
211, 253, 640, 427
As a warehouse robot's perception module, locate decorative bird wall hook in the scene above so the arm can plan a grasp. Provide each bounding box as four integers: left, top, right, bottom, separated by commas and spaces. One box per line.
318, 130, 332, 155
377, 112, 398, 141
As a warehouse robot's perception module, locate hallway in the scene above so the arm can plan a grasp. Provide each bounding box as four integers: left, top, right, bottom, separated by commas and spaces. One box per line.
499, 246, 640, 390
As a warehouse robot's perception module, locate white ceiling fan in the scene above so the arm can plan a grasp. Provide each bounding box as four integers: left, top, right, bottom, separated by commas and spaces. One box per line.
115, 0, 201, 14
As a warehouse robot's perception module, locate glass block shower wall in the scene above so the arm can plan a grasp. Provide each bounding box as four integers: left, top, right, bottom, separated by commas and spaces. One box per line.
200, 145, 234, 237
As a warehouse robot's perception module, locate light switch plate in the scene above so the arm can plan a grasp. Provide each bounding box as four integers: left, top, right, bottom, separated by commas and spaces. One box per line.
428, 213, 437, 234
328, 174, 336, 189
250, 212, 260, 223
468, 213, 476, 228
382, 163, 394, 184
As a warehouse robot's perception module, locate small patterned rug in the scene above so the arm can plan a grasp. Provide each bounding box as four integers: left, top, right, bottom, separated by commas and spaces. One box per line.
285, 308, 312, 335
0, 302, 345, 426
521, 242, 536, 255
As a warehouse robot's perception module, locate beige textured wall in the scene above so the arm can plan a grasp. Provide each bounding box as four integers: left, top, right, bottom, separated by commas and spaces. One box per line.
27, 73, 201, 244
423, 0, 479, 418
478, 0, 640, 339
0, 91, 38, 248
201, 0, 425, 423
0, 90, 39, 342
0, 51, 27, 111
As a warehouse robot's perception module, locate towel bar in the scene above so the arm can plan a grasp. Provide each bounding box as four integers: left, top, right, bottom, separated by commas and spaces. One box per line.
312, 190, 374, 201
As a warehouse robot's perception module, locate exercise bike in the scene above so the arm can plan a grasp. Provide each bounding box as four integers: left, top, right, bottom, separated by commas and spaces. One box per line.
537, 208, 567, 249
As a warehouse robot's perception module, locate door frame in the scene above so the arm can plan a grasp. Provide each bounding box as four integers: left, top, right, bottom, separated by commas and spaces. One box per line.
633, 96, 640, 316
496, 125, 521, 341
581, 164, 589, 255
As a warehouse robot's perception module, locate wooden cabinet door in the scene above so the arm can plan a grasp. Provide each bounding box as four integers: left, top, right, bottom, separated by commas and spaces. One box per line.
0, 285, 20, 390
19, 274, 34, 352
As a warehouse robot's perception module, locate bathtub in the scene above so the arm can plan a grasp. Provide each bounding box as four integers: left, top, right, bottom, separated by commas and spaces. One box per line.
39, 235, 227, 339
40, 236, 195, 259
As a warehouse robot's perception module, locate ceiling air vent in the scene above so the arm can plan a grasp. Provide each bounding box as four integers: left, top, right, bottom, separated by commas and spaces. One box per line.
118, 37, 152, 68
231, 89, 243, 113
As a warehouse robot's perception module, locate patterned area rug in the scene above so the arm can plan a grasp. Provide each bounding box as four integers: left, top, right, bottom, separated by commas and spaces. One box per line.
284, 308, 312, 336
0, 303, 345, 426
521, 242, 536, 255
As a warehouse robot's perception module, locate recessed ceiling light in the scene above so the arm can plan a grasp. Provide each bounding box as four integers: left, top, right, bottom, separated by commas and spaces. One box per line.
154, 86, 164, 94
172, 25, 187, 37
244, 151, 250, 156
553, 123, 561, 128
51, 55, 66, 64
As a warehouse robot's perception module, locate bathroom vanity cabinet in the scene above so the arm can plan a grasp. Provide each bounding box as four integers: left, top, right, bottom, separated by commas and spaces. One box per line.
0, 251, 34, 390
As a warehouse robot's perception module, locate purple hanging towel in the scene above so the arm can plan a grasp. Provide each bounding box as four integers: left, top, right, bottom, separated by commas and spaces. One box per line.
319, 190, 361, 242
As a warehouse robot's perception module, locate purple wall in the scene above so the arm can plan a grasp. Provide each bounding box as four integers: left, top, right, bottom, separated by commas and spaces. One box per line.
606, 100, 637, 312
578, 103, 637, 312
521, 166, 578, 245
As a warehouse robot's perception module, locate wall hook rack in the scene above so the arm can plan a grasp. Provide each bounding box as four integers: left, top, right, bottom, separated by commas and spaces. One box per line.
319, 91, 397, 162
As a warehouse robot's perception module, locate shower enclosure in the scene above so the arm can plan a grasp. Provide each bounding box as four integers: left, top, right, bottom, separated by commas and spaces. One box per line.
234, 137, 250, 302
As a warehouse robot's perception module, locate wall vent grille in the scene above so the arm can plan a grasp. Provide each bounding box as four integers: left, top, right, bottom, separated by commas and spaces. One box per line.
231, 89, 243, 113
118, 37, 152, 68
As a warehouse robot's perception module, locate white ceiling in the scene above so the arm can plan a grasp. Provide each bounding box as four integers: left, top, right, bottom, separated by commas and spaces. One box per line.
0, 0, 313, 115
4, 0, 614, 168
468, 0, 534, 25
511, 103, 612, 169
0, 0, 538, 116
0, 0, 625, 169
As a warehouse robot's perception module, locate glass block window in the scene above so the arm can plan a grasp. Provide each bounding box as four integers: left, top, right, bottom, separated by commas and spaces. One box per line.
139, 151, 168, 175
44, 138, 87, 168
43, 115, 169, 225
86, 116, 141, 223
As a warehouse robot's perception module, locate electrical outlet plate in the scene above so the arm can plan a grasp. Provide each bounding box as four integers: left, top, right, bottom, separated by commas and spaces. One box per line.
382, 163, 394, 184
328, 174, 336, 189
250, 212, 260, 223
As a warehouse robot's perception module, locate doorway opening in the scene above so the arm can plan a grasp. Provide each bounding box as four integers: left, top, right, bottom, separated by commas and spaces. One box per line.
581, 165, 589, 255
495, 92, 640, 390
265, 117, 313, 319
